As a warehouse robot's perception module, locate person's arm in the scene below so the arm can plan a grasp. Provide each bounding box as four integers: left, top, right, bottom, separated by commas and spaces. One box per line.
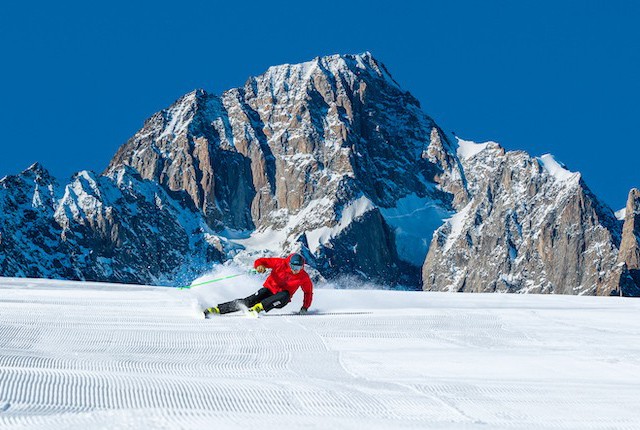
300, 276, 313, 312
254, 257, 281, 272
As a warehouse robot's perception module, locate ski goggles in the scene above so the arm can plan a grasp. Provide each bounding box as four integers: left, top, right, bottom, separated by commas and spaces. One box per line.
290, 262, 303, 271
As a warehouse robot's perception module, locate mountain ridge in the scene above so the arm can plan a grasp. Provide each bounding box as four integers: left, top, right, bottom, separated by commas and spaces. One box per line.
1, 52, 638, 295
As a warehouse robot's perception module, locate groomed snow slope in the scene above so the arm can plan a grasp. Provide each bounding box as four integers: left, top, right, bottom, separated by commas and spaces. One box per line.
1, 276, 640, 429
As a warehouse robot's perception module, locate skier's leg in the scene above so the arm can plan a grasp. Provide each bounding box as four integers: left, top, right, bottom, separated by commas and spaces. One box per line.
217, 288, 271, 314
260, 291, 291, 312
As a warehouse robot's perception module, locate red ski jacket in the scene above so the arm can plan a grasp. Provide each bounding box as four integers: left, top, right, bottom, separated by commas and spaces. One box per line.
254, 254, 313, 309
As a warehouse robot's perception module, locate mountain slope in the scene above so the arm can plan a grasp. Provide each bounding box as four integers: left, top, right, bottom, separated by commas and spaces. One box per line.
0, 163, 64, 278
105, 53, 460, 285
0, 164, 224, 285
423, 139, 626, 295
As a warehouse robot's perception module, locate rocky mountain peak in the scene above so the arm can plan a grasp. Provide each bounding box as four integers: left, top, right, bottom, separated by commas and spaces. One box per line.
24, 161, 48, 174
0, 162, 58, 212
423, 139, 624, 295
256, 52, 401, 94
619, 188, 640, 269
425, 133, 469, 208
100, 52, 459, 285
109, 55, 453, 210
5, 162, 56, 186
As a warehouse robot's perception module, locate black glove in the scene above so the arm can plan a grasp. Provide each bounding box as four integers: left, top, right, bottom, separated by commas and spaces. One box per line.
298, 307, 308, 315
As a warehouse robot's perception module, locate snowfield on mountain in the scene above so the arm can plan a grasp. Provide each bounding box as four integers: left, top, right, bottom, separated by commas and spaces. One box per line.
1, 271, 639, 429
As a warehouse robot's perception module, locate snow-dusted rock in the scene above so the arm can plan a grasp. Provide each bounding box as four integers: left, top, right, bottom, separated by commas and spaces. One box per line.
106, 52, 456, 285
616, 188, 640, 294
619, 189, 640, 268
0, 163, 65, 278
422, 140, 627, 295
0, 164, 224, 285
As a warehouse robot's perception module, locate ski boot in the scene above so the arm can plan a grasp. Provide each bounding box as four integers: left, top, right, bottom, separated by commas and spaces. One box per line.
247, 302, 264, 317
204, 307, 220, 318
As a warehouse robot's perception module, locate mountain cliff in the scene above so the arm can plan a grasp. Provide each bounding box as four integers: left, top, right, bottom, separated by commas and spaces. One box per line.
105, 53, 457, 285
422, 140, 632, 295
616, 189, 640, 294
0, 163, 224, 285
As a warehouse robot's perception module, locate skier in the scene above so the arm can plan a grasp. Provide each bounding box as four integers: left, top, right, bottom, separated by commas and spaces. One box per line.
204, 253, 313, 317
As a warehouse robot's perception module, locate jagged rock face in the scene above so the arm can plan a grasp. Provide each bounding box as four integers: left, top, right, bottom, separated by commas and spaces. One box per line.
0, 163, 67, 278
108, 53, 452, 219
0, 164, 223, 285
424, 129, 468, 208
315, 209, 406, 282
619, 189, 640, 268
423, 142, 624, 295
107, 53, 456, 285
108, 54, 444, 217
617, 188, 640, 294
108, 92, 256, 230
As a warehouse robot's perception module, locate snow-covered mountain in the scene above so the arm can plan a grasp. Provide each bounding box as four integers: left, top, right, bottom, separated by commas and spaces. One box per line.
0, 163, 224, 285
423, 140, 638, 296
104, 52, 457, 285
0, 52, 638, 295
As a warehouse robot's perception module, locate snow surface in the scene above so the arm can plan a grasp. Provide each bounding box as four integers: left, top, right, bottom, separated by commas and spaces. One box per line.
379, 193, 452, 266
305, 195, 375, 254
229, 196, 376, 258
538, 154, 579, 182
455, 138, 490, 160
1, 272, 640, 429
157, 92, 196, 141
442, 200, 474, 253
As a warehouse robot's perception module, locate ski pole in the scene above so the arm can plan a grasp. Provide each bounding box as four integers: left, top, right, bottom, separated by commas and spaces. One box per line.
178, 269, 258, 290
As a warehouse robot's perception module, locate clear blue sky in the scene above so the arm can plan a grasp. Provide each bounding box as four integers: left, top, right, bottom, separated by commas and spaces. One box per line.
1, 0, 638, 209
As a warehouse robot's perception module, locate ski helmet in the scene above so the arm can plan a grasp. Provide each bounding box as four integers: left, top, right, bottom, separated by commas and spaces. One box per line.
289, 253, 304, 271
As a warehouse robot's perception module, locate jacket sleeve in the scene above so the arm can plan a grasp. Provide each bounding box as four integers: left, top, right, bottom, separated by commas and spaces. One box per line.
254, 258, 282, 269
301, 275, 313, 309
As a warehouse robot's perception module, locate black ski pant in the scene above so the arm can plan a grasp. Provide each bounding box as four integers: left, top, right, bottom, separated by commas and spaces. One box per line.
217, 288, 290, 314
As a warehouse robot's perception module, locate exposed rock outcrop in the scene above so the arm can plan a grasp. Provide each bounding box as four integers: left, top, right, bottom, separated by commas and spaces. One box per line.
105, 53, 457, 285
0, 164, 224, 285
422, 141, 625, 295
616, 188, 640, 295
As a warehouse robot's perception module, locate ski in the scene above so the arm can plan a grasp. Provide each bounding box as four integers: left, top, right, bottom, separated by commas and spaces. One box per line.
203, 310, 372, 318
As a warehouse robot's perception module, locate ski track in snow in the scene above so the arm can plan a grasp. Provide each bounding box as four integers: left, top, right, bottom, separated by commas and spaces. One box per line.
0, 279, 640, 429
